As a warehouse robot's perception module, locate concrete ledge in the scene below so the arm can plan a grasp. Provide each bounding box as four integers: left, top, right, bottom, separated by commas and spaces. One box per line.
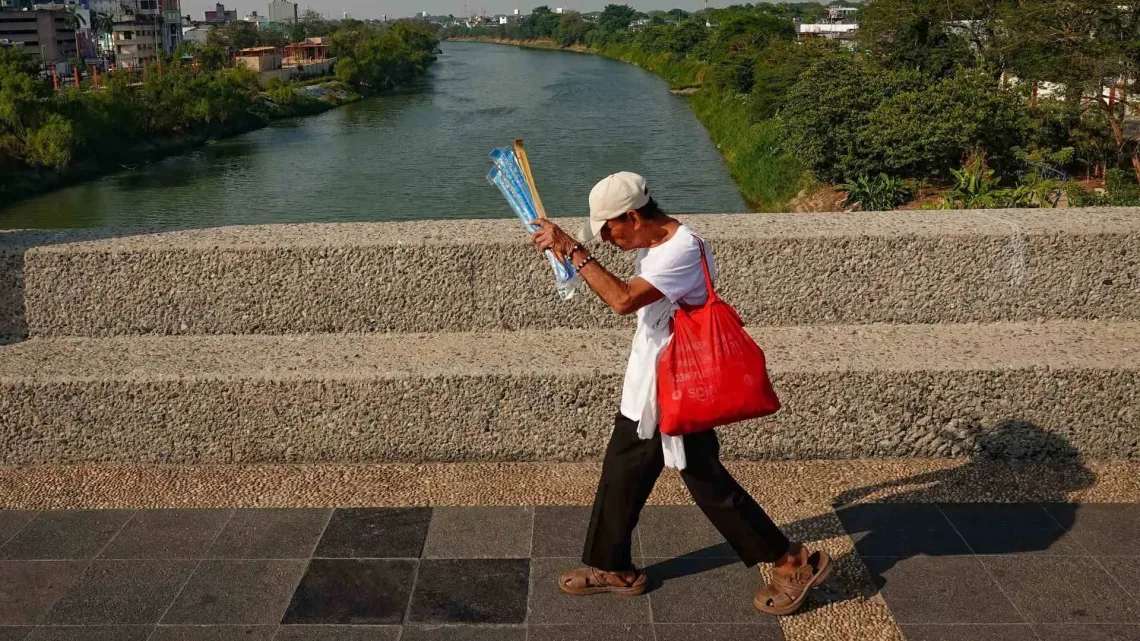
2, 208, 1137, 338
2, 322, 1137, 464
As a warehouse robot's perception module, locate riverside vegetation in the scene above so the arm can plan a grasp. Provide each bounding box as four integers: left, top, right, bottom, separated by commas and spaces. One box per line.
0, 18, 439, 204
445, 0, 1140, 211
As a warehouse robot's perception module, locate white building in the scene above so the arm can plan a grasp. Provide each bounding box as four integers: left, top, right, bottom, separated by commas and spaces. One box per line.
267, 0, 296, 23
112, 0, 181, 68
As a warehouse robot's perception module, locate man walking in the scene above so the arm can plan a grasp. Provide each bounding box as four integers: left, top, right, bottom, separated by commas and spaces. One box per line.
531, 172, 830, 615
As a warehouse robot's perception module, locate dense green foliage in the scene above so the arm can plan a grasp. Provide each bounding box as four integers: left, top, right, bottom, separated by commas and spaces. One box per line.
1, 18, 438, 202
446, 0, 1139, 210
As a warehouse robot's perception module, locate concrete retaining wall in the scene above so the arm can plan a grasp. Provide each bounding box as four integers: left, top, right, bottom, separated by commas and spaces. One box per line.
1, 323, 1136, 464
2, 208, 1137, 340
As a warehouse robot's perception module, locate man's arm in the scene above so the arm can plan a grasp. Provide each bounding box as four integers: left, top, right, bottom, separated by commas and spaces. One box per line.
532, 220, 664, 316
572, 253, 663, 316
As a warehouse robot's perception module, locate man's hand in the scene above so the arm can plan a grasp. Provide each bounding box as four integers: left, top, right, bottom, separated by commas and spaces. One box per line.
532, 219, 580, 258
531, 219, 663, 316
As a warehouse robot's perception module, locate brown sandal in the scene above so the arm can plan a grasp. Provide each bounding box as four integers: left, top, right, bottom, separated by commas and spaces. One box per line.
558, 566, 647, 596
754, 547, 832, 616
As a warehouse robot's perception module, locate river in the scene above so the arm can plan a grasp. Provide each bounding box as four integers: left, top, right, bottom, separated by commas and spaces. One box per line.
0, 41, 747, 229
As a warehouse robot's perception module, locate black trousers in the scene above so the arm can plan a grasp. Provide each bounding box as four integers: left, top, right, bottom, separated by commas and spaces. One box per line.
582, 413, 790, 572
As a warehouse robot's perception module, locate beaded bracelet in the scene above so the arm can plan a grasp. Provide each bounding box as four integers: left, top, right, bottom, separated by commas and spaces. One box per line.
574, 255, 595, 273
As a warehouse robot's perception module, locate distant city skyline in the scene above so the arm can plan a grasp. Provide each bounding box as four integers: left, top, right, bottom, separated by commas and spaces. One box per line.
181, 0, 823, 22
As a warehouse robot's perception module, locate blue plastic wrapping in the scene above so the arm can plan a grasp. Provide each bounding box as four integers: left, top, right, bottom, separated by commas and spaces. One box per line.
486, 146, 579, 300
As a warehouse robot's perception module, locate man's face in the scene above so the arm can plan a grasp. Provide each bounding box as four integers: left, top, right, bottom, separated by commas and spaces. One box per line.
601, 212, 637, 251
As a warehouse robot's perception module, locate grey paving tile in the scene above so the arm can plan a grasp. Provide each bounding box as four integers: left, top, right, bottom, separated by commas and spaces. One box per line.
0, 561, 88, 625
1044, 504, 1140, 556
898, 624, 1038, 641
313, 508, 431, 559
273, 626, 400, 641
100, 510, 233, 559
161, 560, 307, 625
527, 558, 651, 625
1039, 625, 1140, 638
528, 624, 655, 641
0, 512, 35, 547
1033, 624, 1140, 641
835, 504, 970, 557
0, 511, 133, 560
532, 506, 640, 559
656, 623, 785, 641
400, 624, 527, 641
638, 506, 736, 559
207, 509, 331, 559
939, 503, 1085, 555
44, 560, 198, 625
0, 628, 30, 641
983, 556, 1140, 624
281, 559, 416, 625
25, 626, 152, 641
1102, 557, 1140, 600
422, 507, 532, 559
643, 556, 775, 624
150, 625, 278, 641
408, 558, 529, 624
865, 556, 1022, 624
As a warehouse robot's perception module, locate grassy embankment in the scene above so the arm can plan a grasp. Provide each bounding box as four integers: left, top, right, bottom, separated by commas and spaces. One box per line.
1, 81, 357, 207
453, 37, 809, 210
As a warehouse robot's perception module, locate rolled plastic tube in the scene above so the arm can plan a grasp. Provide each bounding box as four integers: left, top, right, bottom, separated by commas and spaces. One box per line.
487, 165, 578, 300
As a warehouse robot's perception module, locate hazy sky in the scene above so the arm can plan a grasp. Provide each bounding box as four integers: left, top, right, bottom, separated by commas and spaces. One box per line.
183, 0, 769, 23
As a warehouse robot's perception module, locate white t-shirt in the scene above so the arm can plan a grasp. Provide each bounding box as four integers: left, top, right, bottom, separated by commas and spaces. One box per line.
619, 224, 717, 423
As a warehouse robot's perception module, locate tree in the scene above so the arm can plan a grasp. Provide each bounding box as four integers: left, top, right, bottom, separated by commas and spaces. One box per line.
26, 113, 76, 170
856, 0, 976, 78
1000, 0, 1140, 183
0, 46, 49, 154
208, 22, 268, 50
781, 54, 1034, 183
556, 13, 594, 46
598, 4, 636, 33
61, 5, 86, 31
521, 6, 560, 39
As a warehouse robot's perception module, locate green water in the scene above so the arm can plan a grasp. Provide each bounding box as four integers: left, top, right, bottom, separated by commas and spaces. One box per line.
0, 41, 748, 229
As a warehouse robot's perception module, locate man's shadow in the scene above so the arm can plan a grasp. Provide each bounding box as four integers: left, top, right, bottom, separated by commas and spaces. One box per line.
643, 420, 1095, 609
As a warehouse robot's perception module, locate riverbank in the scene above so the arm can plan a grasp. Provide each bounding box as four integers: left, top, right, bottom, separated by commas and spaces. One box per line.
450, 36, 810, 211
0, 81, 359, 210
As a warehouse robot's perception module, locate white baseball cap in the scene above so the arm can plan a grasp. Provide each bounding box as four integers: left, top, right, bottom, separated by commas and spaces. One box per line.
579, 171, 652, 242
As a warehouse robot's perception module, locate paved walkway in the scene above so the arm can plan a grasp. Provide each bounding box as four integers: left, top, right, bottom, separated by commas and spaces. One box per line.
0, 502, 1138, 641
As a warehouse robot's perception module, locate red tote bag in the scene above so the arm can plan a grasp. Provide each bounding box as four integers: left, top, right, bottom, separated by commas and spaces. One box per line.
656, 238, 781, 437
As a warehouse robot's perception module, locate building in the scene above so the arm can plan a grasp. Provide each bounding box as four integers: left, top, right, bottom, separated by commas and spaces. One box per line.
0, 6, 77, 64
241, 9, 265, 24
282, 35, 326, 62
181, 23, 206, 42
267, 0, 294, 23
795, 6, 858, 41
112, 0, 181, 69
234, 44, 279, 71
203, 2, 235, 23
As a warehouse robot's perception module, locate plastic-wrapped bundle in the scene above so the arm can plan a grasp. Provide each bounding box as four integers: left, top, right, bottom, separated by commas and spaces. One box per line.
487, 146, 578, 300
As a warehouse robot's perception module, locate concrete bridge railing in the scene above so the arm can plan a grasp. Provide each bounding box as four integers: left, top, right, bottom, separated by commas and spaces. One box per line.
0, 208, 1137, 465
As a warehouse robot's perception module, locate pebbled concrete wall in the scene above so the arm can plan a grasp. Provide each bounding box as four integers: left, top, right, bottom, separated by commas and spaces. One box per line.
2, 323, 1137, 464
2, 208, 1137, 339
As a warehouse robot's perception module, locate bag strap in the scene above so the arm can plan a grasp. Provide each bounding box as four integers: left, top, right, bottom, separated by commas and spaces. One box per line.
694, 236, 718, 302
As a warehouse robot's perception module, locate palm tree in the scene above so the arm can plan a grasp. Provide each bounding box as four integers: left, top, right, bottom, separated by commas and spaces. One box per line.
92, 12, 115, 56
61, 5, 87, 30
95, 12, 115, 35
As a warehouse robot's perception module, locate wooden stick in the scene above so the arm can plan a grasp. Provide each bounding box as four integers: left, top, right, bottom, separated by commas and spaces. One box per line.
513, 139, 548, 219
